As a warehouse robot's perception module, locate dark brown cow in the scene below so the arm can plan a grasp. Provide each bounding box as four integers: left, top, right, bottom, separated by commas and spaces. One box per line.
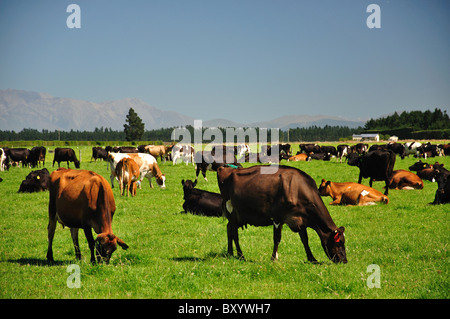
408, 160, 436, 182
18, 168, 50, 193
388, 170, 424, 190
29, 146, 46, 168
53, 148, 80, 168
181, 179, 223, 217
47, 168, 128, 263
217, 165, 347, 264
347, 150, 396, 195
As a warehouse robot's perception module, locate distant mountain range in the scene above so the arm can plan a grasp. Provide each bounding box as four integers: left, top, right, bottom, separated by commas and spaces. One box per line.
0, 89, 365, 131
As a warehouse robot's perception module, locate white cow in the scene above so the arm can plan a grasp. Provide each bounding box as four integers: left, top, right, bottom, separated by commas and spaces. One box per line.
172, 144, 195, 166
107, 153, 166, 189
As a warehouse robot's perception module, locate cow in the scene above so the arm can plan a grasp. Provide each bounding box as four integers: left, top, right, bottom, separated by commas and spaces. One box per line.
387, 142, 406, 159
237, 143, 251, 158
309, 152, 331, 161
388, 170, 424, 190
336, 145, 349, 163
194, 150, 242, 182
318, 179, 389, 206
347, 150, 396, 195
431, 166, 450, 204
46, 168, 129, 264
115, 157, 140, 197
320, 145, 337, 156
217, 165, 347, 264
408, 160, 436, 182
4, 148, 30, 167
113, 146, 139, 153
145, 144, 174, 162
91, 147, 108, 162
18, 168, 50, 193
107, 152, 166, 189
417, 142, 443, 159
181, 179, 223, 217
288, 153, 310, 161
299, 143, 321, 154
28, 146, 46, 168
53, 148, 80, 169
350, 143, 369, 155
172, 144, 195, 165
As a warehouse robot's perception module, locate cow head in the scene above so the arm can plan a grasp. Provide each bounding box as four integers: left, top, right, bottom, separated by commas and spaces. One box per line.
346, 153, 361, 167
74, 160, 81, 168
318, 179, 332, 197
95, 233, 129, 264
409, 160, 430, 172
156, 174, 166, 188
325, 227, 347, 264
181, 179, 197, 196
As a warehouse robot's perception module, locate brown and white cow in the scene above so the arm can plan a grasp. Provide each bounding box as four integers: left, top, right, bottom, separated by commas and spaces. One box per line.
108, 153, 166, 189
115, 157, 140, 197
388, 170, 424, 190
47, 168, 128, 264
288, 153, 310, 161
145, 144, 174, 162
318, 179, 389, 206
217, 165, 347, 264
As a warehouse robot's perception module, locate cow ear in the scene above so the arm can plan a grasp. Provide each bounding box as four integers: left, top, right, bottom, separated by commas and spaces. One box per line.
326, 181, 331, 186
181, 179, 185, 185
117, 238, 129, 250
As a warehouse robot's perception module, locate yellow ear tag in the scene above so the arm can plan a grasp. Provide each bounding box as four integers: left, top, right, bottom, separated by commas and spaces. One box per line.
36, 176, 40, 179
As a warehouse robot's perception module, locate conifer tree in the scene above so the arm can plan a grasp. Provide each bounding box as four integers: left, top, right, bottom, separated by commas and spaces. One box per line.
124, 107, 145, 141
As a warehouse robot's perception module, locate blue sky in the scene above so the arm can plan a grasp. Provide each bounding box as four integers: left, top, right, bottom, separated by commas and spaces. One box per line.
1, 0, 449, 124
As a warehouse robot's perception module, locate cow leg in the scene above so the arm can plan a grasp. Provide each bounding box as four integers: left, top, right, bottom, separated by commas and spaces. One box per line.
46, 195, 58, 262
227, 222, 245, 260
384, 179, 389, 195
271, 223, 283, 261
46, 214, 57, 262
358, 173, 363, 184
299, 227, 318, 263
83, 228, 97, 264
70, 228, 81, 260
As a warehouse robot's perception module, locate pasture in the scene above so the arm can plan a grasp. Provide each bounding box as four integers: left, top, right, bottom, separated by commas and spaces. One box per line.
0, 142, 448, 299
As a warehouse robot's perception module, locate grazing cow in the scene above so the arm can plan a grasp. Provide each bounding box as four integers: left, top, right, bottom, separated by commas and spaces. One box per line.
217, 165, 347, 264
288, 153, 310, 161
388, 170, 424, 190
5, 148, 30, 167
47, 168, 129, 263
417, 142, 443, 159
28, 146, 47, 168
108, 153, 166, 189
181, 179, 223, 217
194, 150, 242, 182
145, 144, 174, 162
115, 157, 140, 197
347, 150, 396, 195
236, 143, 251, 158
387, 142, 406, 159
408, 160, 436, 182
336, 145, 349, 163
431, 166, 450, 204
18, 168, 50, 193
318, 179, 389, 206
351, 143, 369, 155
172, 144, 195, 165
91, 147, 108, 161
53, 148, 80, 169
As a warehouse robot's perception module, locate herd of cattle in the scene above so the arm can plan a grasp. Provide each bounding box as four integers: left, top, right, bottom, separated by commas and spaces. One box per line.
0, 140, 449, 264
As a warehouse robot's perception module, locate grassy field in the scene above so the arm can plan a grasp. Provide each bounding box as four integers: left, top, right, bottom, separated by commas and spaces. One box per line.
0, 142, 448, 299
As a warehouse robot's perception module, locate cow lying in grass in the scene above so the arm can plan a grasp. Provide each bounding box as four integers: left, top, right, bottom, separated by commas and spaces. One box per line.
181, 179, 223, 217
318, 179, 389, 206
388, 170, 424, 190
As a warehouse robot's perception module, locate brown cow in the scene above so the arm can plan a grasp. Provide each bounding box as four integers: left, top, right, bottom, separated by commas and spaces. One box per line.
217, 165, 347, 264
115, 157, 140, 197
318, 179, 389, 206
47, 168, 128, 264
388, 170, 424, 190
145, 144, 174, 162
288, 153, 310, 161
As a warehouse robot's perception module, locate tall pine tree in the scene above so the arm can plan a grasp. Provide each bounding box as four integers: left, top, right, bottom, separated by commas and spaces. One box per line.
124, 107, 145, 141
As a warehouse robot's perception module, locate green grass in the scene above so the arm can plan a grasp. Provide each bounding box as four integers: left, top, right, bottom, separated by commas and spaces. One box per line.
0, 143, 449, 299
